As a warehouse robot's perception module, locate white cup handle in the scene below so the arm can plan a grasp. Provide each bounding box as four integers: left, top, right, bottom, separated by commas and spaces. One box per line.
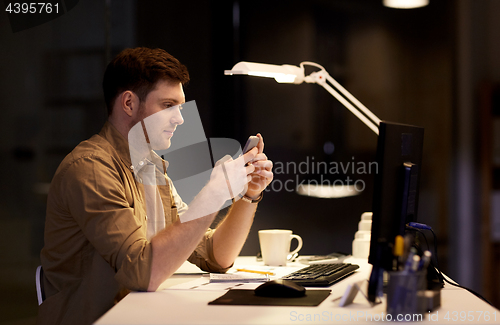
288, 234, 303, 259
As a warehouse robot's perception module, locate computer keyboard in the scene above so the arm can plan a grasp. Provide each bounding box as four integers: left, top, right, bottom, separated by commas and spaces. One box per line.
281, 263, 360, 287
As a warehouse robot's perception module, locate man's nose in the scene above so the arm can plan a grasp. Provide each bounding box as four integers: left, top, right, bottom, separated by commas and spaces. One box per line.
172, 107, 184, 125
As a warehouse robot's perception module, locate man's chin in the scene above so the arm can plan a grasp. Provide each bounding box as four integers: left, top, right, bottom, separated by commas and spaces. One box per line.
151, 140, 171, 151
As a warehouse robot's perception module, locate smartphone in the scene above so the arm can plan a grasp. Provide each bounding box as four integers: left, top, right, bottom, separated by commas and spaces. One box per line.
242, 136, 259, 154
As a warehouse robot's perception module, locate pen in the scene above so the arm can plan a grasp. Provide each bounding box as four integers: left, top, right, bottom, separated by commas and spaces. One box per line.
419, 250, 432, 271
411, 255, 421, 273
403, 247, 417, 273
401, 234, 413, 269
236, 269, 275, 276
393, 235, 404, 271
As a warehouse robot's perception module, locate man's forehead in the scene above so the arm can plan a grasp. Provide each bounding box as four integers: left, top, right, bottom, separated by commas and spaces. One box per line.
150, 80, 185, 103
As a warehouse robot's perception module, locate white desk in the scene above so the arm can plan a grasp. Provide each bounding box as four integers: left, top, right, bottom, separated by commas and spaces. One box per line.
95, 257, 499, 324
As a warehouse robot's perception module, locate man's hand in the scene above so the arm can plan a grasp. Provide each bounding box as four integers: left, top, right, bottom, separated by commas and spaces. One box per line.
211, 134, 272, 268
245, 133, 273, 199
209, 147, 258, 204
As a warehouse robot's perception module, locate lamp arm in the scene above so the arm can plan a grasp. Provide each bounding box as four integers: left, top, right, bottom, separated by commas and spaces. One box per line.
324, 74, 381, 127
300, 62, 381, 135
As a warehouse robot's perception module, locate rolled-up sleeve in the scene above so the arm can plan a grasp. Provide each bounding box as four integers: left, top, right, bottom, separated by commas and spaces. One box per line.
187, 228, 232, 273
60, 154, 152, 291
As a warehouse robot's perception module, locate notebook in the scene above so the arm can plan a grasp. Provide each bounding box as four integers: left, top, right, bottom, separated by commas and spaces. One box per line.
209, 273, 269, 283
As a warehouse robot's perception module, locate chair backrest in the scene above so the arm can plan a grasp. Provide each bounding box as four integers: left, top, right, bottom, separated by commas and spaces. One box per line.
36, 265, 45, 305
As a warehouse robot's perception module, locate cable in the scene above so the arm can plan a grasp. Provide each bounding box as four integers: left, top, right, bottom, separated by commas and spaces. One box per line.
407, 223, 440, 273
407, 223, 441, 271
406, 222, 494, 307
440, 270, 493, 306
429, 229, 440, 275
405, 225, 430, 253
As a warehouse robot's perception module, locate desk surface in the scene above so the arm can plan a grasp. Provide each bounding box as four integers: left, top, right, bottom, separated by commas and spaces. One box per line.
95, 257, 499, 325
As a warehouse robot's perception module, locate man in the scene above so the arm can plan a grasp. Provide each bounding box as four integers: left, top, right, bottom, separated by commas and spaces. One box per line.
37, 47, 273, 325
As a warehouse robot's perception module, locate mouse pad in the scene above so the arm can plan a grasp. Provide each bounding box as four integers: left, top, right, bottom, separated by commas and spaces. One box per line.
208, 289, 331, 306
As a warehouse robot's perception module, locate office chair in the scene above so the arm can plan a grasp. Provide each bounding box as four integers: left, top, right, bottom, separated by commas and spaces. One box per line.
36, 265, 45, 305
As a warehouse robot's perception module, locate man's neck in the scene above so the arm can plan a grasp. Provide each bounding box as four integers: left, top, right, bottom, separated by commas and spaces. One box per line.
107, 117, 130, 140
107, 117, 153, 169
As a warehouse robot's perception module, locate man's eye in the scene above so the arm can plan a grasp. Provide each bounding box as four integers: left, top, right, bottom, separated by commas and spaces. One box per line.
164, 103, 183, 110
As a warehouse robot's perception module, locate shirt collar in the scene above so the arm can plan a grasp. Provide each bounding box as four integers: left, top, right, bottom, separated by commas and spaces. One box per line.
133, 151, 169, 175
99, 121, 133, 168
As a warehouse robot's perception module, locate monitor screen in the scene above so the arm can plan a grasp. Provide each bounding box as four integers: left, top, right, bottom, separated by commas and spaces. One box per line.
367, 121, 424, 302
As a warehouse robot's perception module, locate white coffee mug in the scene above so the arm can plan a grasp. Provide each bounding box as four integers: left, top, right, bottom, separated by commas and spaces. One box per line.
258, 229, 303, 266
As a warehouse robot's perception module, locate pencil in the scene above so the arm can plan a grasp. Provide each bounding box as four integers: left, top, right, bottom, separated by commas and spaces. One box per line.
236, 268, 275, 276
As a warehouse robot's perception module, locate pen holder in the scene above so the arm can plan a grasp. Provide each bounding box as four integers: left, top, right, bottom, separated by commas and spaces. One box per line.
386, 271, 426, 319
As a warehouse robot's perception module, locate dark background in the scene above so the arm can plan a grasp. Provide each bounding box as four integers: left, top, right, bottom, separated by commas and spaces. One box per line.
1, 0, 500, 323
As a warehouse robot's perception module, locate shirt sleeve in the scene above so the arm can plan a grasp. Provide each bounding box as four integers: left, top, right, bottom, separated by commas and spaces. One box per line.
187, 228, 233, 273
59, 154, 152, 291
166, 178, 231, 273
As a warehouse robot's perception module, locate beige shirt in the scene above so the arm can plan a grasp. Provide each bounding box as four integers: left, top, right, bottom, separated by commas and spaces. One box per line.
37, 122, 228, 325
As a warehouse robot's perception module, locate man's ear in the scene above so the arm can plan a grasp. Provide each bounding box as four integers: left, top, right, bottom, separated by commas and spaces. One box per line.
119, 90, 138, 117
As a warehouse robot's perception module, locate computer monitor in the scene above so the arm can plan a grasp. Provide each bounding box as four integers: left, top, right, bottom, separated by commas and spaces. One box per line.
367, 121, 424, 303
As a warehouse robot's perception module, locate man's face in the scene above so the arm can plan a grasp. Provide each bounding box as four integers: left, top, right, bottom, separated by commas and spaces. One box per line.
137, 79, 185, 151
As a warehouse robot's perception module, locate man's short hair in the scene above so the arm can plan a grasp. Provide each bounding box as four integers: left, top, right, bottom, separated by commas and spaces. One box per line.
103, 47, 190, 115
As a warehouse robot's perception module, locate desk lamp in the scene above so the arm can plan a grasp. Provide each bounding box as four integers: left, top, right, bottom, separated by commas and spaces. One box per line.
225, 61, 381, 135
225, 61, 381, 198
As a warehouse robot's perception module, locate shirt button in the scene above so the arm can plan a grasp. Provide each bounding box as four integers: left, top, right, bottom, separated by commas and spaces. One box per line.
139, 161, 144, 166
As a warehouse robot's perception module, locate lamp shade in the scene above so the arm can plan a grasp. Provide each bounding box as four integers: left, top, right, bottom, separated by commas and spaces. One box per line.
224, 61, 304, 84
383, 0, 428, 9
